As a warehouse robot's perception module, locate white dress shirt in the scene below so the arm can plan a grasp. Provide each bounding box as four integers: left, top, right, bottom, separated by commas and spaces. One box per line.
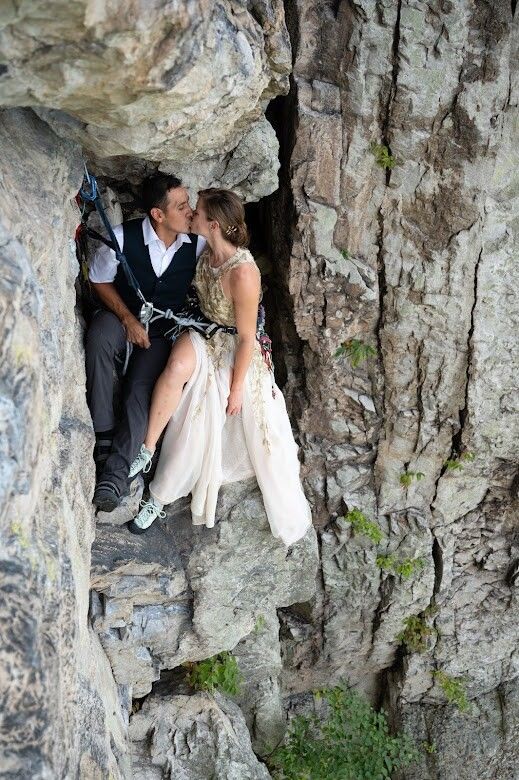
88, 215, 206, 283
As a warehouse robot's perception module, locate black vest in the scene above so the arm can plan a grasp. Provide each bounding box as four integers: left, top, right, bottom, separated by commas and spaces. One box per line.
114, 218, 198, 333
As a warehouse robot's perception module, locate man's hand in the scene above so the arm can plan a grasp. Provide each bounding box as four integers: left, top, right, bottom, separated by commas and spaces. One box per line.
226, 385, 243, 416
122, 314, 151, 349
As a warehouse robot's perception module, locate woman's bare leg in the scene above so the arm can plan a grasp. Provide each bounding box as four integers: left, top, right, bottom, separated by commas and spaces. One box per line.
143, 332, 196, 451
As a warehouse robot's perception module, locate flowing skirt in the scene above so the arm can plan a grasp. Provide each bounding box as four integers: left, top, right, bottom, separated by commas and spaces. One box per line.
149, 331, 312, 547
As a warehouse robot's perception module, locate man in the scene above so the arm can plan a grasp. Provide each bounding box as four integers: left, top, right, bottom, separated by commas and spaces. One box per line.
85, 174, 206, 511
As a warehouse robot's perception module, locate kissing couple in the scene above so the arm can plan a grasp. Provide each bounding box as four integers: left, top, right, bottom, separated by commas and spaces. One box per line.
85, 174, 311, 547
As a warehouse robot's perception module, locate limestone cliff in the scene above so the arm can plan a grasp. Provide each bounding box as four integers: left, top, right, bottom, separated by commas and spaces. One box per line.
0, 2, 518, 779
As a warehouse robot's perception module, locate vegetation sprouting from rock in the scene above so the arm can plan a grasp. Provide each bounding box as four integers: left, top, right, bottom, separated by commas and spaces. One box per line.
185, 651, 242, 696
400, 469, 425, 487
434, 671, 470, 712
340, 508, 384, 544
269, 682, 418, 779
334, 339, 377, 367
397, 607, 438, 653
376, 555, 425, 579
370, 141, 397, 169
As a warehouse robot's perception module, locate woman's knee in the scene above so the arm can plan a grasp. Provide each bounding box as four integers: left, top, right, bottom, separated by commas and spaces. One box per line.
164, 342, 195, 383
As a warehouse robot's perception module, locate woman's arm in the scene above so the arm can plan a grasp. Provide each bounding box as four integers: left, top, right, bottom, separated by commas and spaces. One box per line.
227, 264, 261, 415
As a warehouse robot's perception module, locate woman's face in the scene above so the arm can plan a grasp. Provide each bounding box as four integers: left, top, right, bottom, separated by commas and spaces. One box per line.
191, 199, 217, 238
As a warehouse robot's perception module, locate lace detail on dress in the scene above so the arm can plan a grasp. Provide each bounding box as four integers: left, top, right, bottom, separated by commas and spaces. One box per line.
205, 330, 231, 371
194, 247, 260, 327
194, 246, 272, 452
250, 348, 271, 453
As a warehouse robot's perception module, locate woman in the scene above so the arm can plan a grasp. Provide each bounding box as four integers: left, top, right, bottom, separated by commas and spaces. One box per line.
127, 188, 311, 547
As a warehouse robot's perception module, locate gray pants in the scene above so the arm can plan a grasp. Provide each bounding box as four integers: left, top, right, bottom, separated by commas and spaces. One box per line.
85, 310, 171, 493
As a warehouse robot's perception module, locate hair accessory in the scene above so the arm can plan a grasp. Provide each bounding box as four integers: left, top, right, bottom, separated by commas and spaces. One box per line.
224, 225, 238, 237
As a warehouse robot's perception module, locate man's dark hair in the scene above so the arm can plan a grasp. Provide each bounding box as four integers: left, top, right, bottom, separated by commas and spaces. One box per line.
141, 173, 182, 216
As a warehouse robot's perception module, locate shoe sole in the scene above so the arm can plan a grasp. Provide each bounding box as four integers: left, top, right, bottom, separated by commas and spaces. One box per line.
127, 520, 152, 535
94, 496, 119, 513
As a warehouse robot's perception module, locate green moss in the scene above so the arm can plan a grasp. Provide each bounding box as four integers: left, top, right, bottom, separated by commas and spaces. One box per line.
434, 671, 469, 712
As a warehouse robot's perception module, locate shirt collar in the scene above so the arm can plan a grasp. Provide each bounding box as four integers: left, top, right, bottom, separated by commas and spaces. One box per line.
142, 215, 192, 247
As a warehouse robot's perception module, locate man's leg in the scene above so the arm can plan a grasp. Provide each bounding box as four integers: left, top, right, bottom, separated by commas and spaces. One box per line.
96, 335, 171, 506
85, 310, 126, 473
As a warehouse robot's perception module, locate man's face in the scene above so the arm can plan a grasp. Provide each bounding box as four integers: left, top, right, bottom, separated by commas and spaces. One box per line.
152, 186, 193, 234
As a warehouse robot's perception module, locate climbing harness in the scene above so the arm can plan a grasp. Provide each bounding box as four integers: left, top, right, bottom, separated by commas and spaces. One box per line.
76, 165, 237, 373
76, 166, 276, 391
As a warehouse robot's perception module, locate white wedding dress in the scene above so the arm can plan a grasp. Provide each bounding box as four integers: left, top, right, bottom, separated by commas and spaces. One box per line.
149, 246, 312, 547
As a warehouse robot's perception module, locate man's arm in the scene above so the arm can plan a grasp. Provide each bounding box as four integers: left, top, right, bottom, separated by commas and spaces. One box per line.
92, 282, 151, 349
89, 223, 150, 349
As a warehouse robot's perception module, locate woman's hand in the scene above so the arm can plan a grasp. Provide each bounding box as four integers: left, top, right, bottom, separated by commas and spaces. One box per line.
226, 385, 243, 416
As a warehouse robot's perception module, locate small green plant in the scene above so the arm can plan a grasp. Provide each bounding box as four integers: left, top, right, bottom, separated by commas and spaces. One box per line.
433, 671, 469, 712
342, 507, 384, 544
400, 470, 425, 487
334, 338, 377, 367
269, 682, 418, 780
376, 555, 425, 579
370, 142, 397, 169
340, 248, 351, 260
444, 451, 475, 471
185, 652, 242, 696
253, 614, 266, 634
397, 614, 436, 653
422, 740, 437, 754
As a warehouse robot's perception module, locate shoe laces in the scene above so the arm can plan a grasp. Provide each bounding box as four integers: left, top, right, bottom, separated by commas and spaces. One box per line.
138, 499, 166, 520
138, 446, 153, 473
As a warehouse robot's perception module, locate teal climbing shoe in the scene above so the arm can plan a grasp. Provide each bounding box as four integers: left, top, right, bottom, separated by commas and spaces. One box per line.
128, 444, 154, 479
127, 497, 165, 535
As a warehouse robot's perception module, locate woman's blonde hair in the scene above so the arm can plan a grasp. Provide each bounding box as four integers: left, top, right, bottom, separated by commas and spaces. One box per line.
198, 188, 249, 248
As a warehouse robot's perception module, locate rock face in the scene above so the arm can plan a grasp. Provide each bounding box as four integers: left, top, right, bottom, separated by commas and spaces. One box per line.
0, 108, 129, 778
90, 480, 317, 697
130, 690, 272, 780
1, 1, 519, 779
0, 1, 291, 199
267, 0, 519, 775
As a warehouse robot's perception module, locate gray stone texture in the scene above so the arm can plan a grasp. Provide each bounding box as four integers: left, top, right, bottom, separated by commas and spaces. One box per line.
1, 1, 519, 778
0, 108, 129, 778
0, 0, 291, 200
129, 690, 272, 780
269, 0, 519, 775
90, 480, 318, 698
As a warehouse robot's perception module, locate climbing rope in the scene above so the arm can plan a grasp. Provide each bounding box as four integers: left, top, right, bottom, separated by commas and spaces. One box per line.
75, 166, 238, 373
